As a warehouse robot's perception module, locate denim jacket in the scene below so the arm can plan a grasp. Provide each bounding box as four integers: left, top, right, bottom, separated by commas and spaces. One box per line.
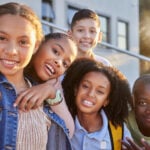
0, 73, 72, 150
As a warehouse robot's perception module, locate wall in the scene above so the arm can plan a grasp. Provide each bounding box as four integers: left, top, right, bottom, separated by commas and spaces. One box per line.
0, 0, 139, 87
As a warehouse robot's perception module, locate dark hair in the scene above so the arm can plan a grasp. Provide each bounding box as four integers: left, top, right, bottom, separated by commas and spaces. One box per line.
0, 2, 43, 43
133, 74, 150, 94
38, 32, 77, 56
71, 9, 100, 29
43, 32, 75, 44
62, 58, 132, 126
132, 74, 150, 108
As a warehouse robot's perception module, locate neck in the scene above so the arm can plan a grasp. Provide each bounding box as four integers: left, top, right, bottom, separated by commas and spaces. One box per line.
77, 112, 102, 133
5, 72, 30, 95
25, 64, 42, 83
77, 49, 94, 59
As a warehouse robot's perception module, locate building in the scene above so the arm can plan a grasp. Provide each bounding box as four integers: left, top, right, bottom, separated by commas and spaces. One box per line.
0, 0, 140, 87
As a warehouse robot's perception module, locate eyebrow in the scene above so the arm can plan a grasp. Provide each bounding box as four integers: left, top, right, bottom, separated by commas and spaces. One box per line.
84, 80, 107, 89
55, 43, 65, 52
55, 43, 72, 64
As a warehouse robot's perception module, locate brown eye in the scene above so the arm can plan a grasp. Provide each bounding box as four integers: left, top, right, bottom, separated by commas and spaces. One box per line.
63, 61, 69, 69
19, 40, 30, 47
52, 48, 60, 56
0, 36, 6, 41
138, 100, 147, 106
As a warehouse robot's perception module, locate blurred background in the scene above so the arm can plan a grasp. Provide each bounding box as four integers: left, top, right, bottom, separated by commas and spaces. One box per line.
1, 0, 150, 87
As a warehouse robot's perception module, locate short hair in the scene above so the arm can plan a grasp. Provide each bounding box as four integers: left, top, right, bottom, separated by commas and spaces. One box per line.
131, 74, 150, 108
70, 9, 100, 30
0, 2, 43, 43
39, 32, 77, 54
62, 58, 132, 126
44, 32, 75, 44
133, 74, 150, 94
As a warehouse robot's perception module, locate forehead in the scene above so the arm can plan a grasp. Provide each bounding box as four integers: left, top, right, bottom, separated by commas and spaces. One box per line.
135, 81, 150, 91
46, 38, 77, 58
0, 14, 36, 37
82, 71, 110, 86
74, 18, 100, 29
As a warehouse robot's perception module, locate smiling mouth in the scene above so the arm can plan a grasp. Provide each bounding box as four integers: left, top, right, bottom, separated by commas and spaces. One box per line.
45, 64, 56, 75
0, 59, 18, 68
82, 100, 94, 107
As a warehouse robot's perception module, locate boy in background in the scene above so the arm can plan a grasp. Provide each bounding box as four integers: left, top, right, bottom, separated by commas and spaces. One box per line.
68, 9, 111, 66
127, 74, 150, 146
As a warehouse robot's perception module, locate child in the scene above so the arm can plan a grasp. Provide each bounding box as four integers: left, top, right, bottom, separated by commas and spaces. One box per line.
62, 58, 132, 150
15, 32, 77, 138
0, 2, 72, 150
68, 9, 111, 66
126, 74, 150, 146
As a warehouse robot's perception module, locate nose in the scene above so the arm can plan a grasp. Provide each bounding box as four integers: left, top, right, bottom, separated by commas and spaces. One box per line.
84, 31, 90, 38
54, 59, 62, 67
88, 89, 95, 98
5, 41, 17, 55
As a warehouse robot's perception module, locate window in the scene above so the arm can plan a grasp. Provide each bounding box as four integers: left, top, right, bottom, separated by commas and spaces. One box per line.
42, 0, 55, 34
67, 6, 79, 26
117, 21, 128, 50
99, 15, 110, 43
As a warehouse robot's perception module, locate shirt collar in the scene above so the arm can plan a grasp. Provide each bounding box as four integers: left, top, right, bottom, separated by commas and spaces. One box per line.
75, 109, 108, 139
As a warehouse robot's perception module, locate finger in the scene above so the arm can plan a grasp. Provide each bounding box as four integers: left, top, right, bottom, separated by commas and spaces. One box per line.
34, 98, 44, 108
32, 99, 43, 109
25, 96, 37, 111
14, 90, 29, 107
18, 94, 33, 111
141, 138, 150, 150
121, 141, 132, 150
126, 137, 141, 149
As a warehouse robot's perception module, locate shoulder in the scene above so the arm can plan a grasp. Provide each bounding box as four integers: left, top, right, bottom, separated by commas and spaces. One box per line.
94, 54, 112, 66
123, 122, 132, 139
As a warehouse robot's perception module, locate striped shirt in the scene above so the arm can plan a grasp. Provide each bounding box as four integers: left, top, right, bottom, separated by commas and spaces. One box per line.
17, 106, 51, 150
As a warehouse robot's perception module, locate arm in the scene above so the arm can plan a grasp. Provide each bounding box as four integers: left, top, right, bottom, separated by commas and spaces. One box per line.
14, 79, 75, 138
50, 96, 75, 138
14, 78, 58, 111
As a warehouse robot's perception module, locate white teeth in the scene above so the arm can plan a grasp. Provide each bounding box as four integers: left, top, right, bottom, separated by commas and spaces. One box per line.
83, 100, 93, 106
2, 60, 16, 65
45, 64, 55, 74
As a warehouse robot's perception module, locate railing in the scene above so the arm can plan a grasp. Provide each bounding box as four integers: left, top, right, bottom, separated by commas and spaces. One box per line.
42, 20, 150, 62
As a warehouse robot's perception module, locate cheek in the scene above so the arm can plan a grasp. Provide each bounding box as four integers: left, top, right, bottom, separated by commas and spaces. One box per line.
21, 49, 34, 65
73, 33, 81, 40
135, 107, 145, 117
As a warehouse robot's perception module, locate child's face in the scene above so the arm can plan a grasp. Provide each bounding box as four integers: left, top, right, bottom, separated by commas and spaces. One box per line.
33, 38, 77, 81
0, 14, 37, 80
69, 18, 102, 55
134, 82, 150, 134
75, 71, 110, 115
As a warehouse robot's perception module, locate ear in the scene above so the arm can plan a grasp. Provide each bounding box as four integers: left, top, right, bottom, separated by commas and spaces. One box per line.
103, 98, 109, 107
97, 31, 103, 43
67, 29, 72, 36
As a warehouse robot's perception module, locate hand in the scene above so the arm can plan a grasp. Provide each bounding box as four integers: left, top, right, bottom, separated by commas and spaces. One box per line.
140, 138, 150, 150
121, 137, 149, 150
14, 78, 60, 111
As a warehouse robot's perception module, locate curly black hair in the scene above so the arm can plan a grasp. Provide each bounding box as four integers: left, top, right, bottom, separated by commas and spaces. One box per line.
62, 58, 132, 126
